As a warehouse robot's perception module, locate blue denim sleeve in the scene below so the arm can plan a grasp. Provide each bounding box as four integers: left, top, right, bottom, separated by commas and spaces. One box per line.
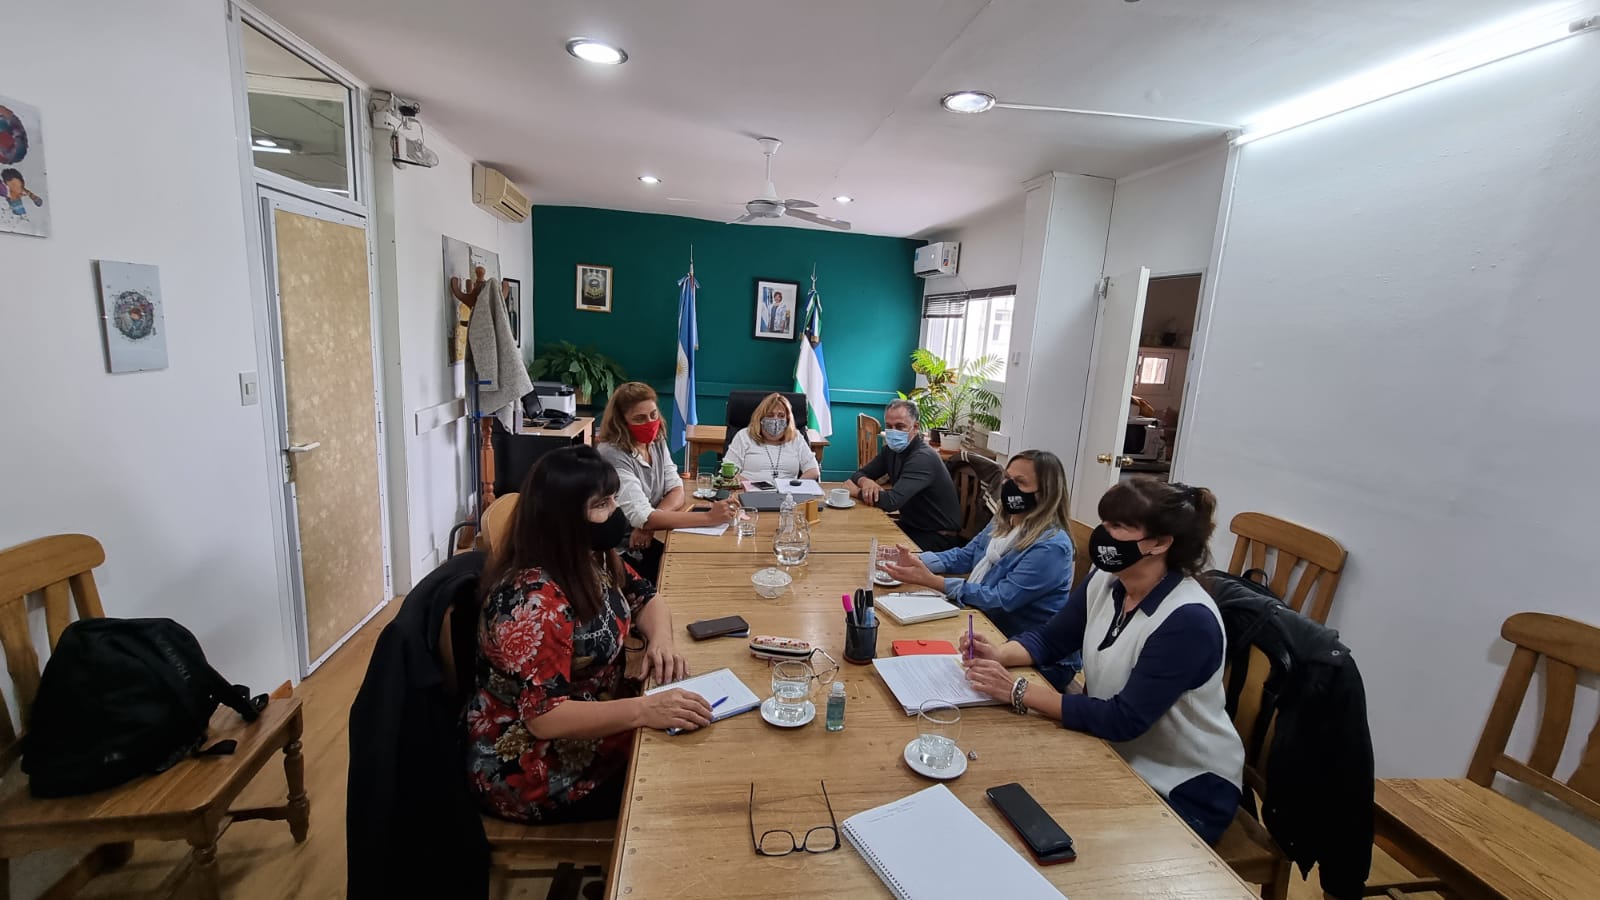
952, 539, 1071, 614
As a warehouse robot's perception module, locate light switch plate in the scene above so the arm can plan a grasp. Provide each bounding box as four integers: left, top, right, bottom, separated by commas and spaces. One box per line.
239, 371, 259, 406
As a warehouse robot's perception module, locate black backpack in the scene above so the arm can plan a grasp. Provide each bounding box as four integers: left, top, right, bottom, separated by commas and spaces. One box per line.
22, 617, 266, 798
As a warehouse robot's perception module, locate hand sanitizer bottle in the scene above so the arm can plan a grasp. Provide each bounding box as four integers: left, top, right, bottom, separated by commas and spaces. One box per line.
825, 681, 846, 732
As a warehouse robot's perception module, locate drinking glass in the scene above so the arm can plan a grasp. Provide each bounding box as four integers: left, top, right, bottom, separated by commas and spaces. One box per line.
696, 473, 713, 497
916, 701, 962, 770
736, 508, 758, 538
771, 660, 815, 723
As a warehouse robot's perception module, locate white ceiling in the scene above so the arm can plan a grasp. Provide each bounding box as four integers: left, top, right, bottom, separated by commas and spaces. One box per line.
254, 0, 1551, 237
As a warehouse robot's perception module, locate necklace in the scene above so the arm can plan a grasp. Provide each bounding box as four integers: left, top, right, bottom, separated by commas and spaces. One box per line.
1107, 605, 1138, 642
761, 440, 784, 480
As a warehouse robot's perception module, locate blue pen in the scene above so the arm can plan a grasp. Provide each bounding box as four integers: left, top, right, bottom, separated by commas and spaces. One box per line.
711, 696, 729, 710
966, 614, 974, 662
668, 695, 729, 736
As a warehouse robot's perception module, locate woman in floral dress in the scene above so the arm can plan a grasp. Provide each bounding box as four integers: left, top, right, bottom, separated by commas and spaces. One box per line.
465, 446, 713, 823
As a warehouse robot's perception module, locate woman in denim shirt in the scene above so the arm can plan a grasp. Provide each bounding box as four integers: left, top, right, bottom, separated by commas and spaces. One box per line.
883, 449, 1074, 638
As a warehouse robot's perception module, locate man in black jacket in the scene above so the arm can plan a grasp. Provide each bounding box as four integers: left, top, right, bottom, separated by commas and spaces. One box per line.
347, 552, 489, 899
848, 399, 963, 551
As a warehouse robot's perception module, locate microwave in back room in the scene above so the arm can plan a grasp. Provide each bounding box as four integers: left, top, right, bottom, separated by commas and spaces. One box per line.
1125, 417, 1165, 462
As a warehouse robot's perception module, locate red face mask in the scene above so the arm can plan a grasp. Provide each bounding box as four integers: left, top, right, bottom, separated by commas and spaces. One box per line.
628, 419, 662, 444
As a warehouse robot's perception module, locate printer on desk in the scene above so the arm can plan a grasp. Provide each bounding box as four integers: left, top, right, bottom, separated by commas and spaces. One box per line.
529, 381, 577, 417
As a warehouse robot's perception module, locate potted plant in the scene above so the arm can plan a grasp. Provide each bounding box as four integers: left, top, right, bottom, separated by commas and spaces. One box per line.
526, 341, 627, 407
897, 349, 1001, 448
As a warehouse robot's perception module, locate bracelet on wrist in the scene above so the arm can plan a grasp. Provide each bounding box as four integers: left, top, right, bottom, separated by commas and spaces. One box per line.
1010, 677, 1029, 715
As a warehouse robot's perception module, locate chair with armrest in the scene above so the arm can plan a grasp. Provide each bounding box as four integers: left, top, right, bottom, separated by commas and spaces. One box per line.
0, 534, 308, 900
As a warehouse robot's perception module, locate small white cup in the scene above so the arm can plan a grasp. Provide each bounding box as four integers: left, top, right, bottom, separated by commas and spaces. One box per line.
828, 488, 851, 506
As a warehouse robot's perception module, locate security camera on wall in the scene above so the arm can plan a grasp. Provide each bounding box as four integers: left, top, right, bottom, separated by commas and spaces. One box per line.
370, 90, 438, 169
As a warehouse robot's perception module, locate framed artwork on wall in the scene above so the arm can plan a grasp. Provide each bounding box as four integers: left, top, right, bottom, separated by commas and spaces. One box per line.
501, 277, 521, 347
95, 260, 167, 373
753, 278, 799, 341
0, 93, 50, 238
576, 264, 612, 312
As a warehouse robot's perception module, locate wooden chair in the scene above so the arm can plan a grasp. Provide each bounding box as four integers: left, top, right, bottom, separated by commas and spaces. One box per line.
857, 413, 882, 469
437, 597, 616, 900
1226, 512, 1347, 623
1215, 645, 1293, 900
477, 492, 520, 555
0, 534, 308, 900
945, 451, 1002, 543
1367, 612, 1600, 897
1067, 519, 1094, 588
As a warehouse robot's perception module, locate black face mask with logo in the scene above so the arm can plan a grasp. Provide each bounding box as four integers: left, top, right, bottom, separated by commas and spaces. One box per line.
1000, 479, 1038, 515
1088, 524, 1147, 573
589, 508, 631, 551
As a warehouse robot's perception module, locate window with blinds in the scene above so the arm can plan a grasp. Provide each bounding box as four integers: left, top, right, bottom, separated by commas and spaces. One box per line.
920, 285, 1017, 383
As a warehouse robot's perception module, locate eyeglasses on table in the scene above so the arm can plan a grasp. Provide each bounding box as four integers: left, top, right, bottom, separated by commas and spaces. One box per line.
749, 780, 840, 857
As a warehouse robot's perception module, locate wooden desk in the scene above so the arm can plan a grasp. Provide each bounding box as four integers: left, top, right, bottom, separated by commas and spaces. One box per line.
520, 415, 593, 445
1375, 778, 1600, 900
686, 424, 830, 477
608, 504, 1256, 899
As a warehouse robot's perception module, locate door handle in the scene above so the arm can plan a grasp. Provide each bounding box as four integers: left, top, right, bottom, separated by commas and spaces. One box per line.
1096, 453, 1134, 467
286, 441, 322, 454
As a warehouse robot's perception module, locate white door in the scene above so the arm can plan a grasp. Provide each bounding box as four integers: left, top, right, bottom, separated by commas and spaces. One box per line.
1070, 268, 1150, 522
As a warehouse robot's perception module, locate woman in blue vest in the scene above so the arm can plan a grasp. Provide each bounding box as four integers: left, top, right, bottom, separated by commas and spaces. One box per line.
959, 477, 1245, 845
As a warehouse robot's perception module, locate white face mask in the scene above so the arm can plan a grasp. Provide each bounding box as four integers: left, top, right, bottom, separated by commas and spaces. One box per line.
760, 417, 787, 439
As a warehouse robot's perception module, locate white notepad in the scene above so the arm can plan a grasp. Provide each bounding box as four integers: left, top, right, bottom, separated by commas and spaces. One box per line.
876, 591, 959, 625
843, 784, 1064, 900
871, 655, 1003, 716
644, 667, 761, 728
672, 522, 730, 537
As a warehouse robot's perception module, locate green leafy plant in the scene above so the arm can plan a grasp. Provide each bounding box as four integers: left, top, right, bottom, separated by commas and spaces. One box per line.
897, 349, 1001, 434
526, 341, 627, 406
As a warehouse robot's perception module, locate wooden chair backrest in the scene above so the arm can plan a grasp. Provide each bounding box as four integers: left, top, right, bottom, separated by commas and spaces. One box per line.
1067, 519, 1094, 588
856, 414, 881, 470
480, 492, 520, 556
946, 452, 1002, 542
0, 534, 108, 766
1226, 512, 1347, 623
1225, 646, 1279, 799
1466, 612, 1600, 822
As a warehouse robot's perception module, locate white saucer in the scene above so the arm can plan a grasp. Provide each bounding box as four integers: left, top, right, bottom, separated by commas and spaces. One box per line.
873, 572, 902, 587
761, 697, 816, 728
825, 498, 856, 509
693, 489, 716, 499
903, 738, 967, 780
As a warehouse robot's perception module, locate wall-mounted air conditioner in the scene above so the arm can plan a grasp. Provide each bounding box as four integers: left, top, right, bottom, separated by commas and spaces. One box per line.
472, 164, 530, 223
915, 241, 960, 278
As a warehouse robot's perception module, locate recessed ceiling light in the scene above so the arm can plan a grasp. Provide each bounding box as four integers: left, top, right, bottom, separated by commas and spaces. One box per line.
834, 195, 854, 204
941, 90, 997, 114
638, 175, 661, 185
566, 38, 628, 65
253, 138, 277, 147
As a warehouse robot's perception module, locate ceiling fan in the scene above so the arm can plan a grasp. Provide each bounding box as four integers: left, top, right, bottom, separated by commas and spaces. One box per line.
729, 137, 851, 231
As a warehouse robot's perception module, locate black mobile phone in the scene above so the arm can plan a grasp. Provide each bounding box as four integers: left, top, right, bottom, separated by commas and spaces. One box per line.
691, 504, 712, 512
986, 783, 1076, 864
751, 480, 777, 491
686, 615, 751, 641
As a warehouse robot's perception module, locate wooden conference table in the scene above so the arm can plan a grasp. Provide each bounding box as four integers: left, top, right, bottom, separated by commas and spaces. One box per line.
684, 424, 830, 477
605, 492, 1256, 899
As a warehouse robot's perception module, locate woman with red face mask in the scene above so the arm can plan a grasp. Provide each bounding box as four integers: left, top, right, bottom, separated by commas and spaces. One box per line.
597, 382, 739, 582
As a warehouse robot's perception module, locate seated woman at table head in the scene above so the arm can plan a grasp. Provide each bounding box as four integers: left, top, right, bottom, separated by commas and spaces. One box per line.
597, 381, 739, 582
465, 445, 713, 824
723, 392, 822, 483
959, 477, 1245, 845
881, 449, 1074, 642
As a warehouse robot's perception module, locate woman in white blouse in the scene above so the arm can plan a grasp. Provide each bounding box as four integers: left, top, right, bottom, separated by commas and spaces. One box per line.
723, 393, 821, 483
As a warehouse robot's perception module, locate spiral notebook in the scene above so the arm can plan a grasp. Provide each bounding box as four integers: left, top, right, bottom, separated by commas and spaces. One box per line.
842, 784, 1063, 899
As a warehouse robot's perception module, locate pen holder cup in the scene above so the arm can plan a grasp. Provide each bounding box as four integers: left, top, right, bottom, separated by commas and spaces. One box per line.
843, 615, 878, 664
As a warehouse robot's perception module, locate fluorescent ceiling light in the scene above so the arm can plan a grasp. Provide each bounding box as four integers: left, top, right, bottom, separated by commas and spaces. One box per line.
567, 38, 627, 65
941, 91, 997, 114
1236, 3, 1600, 145
637, 174, 660, 184
252, 144, 291, 154
833, 195, 854, 204
253, 138, 277, 147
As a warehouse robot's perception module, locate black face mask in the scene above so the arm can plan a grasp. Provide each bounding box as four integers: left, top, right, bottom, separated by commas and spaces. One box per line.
1000, 479, 1038, 515
1088, 524, 1147, 573
589, 508, 631, 551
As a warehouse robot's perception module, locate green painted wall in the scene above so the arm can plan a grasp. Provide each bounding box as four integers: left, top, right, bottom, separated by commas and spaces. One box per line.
531, 206, 922, 477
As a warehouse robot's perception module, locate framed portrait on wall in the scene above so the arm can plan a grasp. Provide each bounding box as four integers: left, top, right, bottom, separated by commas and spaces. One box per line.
501, 277, 522, 347
576, 264, 612, 312
753, 278, 799, 341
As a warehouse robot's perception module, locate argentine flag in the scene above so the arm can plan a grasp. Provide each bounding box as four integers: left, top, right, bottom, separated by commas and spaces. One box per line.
670, 270, 698, 452
793, 285, 832, 438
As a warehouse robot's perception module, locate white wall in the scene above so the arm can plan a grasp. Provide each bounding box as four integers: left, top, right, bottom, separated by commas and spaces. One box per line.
0, 0, 298, 893
1004, 173, 1116, 461
1104, 144, 1228, 278
1180, 35, 1600, 832
918, 196, 1026, 297
372, 131, 532, 589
